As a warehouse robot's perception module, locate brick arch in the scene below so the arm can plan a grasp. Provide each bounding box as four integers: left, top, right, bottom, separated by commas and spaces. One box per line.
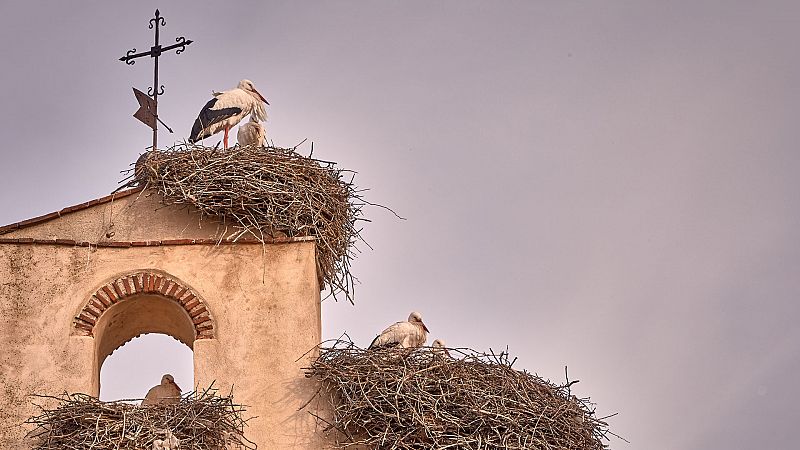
73, 271, 214, 339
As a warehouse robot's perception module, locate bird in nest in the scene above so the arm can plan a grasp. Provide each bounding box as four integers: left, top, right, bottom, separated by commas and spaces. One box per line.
431, 338, 452, 358
237, 116, 267, 148
141, 374, 182, 406
189, 79, 268, 149
369, 311, 430, 349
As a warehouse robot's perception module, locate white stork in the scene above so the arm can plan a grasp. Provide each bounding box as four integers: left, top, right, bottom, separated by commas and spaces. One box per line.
237, 117, 266, 147
432, 339, 451, 358
189, 79, 268, 148
368, 311, 430, 349
141, 374, 182, 406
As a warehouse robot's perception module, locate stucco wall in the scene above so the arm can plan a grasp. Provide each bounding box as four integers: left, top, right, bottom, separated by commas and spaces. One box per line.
1, 189, 232, 242
0, 193, 329, 448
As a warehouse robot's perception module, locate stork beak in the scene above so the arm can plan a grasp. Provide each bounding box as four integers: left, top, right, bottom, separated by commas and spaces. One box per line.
422, 322, 430, 333
254, 88, 269, 105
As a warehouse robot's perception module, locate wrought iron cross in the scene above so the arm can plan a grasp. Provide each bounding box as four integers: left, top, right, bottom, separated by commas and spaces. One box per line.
119, 9, 192, 150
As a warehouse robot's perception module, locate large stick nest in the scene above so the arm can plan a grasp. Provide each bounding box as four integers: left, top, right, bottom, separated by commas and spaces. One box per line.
25, 388, 256, 449
132, 143, 369, 303
304, 341, 613, 449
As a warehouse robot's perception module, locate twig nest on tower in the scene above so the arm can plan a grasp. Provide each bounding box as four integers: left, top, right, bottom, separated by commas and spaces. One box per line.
304, 339, 615, 449
131, 143, 370, 302
25, 388, 255, 449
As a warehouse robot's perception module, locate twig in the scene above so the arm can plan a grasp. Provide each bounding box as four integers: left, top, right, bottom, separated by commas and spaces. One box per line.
302, 339, 616, 449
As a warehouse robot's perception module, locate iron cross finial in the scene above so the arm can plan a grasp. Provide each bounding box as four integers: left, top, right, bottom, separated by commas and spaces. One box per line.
120, 9, 193, 151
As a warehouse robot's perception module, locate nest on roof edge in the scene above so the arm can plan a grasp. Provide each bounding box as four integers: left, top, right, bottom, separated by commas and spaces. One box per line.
25, 388, 256, 450
304, 340, 615, 449
130, 143, 368, 303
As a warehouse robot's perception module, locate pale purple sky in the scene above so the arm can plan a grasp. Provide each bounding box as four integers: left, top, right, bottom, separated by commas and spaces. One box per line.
2, 1, 799, 448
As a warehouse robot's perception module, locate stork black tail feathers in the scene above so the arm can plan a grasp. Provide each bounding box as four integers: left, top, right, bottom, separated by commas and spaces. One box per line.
368, 338, 399, 350
188, 122, 201, 143
368, 335, 380, 349
189, 116, 209, 143
189, 97, 242, 143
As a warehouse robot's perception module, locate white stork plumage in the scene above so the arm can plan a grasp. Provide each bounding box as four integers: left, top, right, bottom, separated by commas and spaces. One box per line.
237, 117, 266, 147
152, 430, 180, 450
141, 374, 182, 406
369, 311, 430, 349
432, 339, 451, 358
189, 79, 268, 148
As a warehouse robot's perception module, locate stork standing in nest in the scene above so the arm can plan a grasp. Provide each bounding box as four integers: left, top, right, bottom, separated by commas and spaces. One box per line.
369, 311, 430, 349
189, 79, 268, 148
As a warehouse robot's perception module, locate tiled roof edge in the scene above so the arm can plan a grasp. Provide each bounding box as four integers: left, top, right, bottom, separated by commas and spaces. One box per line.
0, 236, 315, 247
0, 187, 145, 235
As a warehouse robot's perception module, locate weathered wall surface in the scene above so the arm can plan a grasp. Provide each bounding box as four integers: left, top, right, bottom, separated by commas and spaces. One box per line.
0, 192, 329, 449
0, 244, 95, 443
1, 189, 231, 242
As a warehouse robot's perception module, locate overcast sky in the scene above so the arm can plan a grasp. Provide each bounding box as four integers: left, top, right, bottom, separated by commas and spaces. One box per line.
2, 1, 799, 448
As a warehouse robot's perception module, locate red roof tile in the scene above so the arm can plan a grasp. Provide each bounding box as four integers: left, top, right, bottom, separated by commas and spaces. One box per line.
0, 187, 144, 235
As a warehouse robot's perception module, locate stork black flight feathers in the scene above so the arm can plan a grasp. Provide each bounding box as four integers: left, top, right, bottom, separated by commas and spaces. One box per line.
189, 98, 242, 143
188, 79, 269, 148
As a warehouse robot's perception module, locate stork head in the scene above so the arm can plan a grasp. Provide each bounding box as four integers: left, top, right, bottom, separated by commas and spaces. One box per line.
238, 79, 269, 105
408, 311, 429, 333
161, 374, 181, 391
431, 338, 451, 358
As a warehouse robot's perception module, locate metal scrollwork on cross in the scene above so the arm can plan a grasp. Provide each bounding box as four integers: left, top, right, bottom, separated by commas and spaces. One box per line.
119, 9, 193, 150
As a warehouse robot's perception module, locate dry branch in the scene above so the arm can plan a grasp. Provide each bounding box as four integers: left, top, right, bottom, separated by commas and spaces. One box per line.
130, 143, 369, 303
26, 387, 256, 450
304, 340, 612, 449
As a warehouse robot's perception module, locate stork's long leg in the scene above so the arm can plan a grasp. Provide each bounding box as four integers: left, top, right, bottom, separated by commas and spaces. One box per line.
224, 126, 230, 149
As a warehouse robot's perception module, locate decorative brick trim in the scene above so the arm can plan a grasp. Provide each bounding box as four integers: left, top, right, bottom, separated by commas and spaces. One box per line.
73, 271, 215, 340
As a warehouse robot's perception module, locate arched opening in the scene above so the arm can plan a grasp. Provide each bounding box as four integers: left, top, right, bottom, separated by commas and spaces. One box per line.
72, 271, 215, 397
99, 333, 193, 401
91, 293, 197, 397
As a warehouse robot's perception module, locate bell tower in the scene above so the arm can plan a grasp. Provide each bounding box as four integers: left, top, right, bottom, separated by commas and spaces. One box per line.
0, 187, 327, 448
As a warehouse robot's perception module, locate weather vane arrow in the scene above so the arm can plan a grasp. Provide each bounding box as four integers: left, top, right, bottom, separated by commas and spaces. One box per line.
131, 88, 157, 130
120, 9, 192, 150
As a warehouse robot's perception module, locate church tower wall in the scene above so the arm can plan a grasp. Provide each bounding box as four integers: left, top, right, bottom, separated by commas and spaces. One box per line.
0, 189, 328, 448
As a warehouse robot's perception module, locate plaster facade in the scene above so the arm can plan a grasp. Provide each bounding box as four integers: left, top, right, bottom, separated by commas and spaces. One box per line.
0, 189, 329, 448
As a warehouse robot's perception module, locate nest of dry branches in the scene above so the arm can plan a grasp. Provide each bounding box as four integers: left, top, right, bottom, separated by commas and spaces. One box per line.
25, 388, 256, 450
305, 341, 613, 449
131, 143, 369, 302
